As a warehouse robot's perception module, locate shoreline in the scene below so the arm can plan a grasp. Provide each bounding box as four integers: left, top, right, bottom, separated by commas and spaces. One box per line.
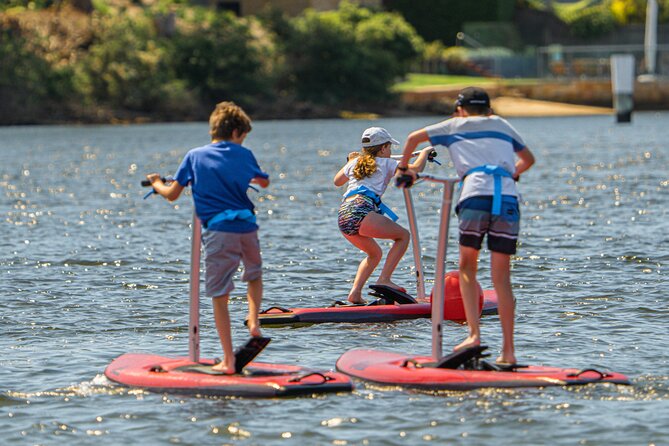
4, 78, 669, 126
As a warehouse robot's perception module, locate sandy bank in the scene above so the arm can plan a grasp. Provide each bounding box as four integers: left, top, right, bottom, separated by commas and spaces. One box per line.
399, 78, 668, 118
491, 96, 612, 117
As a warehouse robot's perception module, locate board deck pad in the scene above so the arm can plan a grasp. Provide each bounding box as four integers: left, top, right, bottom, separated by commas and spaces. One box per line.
234, 337, 271, 373
368, 285, 417, 304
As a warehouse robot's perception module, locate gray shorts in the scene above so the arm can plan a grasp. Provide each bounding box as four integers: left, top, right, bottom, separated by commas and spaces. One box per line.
202, 229, 262, 298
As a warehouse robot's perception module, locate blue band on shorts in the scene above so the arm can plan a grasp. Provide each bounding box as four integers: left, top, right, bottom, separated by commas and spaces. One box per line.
456, 195, 520, 255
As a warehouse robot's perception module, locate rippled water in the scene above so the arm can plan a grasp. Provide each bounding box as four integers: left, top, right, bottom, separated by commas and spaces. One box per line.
1, 113, 667, 445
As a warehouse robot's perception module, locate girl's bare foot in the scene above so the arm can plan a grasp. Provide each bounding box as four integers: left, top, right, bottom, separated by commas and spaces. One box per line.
347, 290, 365, 304
453, 335, 480, 352
374, 279, 406, 293
212, 359, 235, 374
247, 319, 262, 338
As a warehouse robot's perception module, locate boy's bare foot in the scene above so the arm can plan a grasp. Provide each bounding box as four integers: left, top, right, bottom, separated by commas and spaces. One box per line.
247, 319, 262, 338
212, 359, 235, 374
347, 290, 365, 305
374, 280, 406, 293
453, 335, 480, 352
496, 354, 517, 365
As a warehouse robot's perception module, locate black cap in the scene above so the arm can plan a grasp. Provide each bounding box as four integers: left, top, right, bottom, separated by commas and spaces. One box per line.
455, 87, 490, 107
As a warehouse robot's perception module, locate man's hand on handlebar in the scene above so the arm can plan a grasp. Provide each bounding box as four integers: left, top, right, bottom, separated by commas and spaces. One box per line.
395, 168, 417, 188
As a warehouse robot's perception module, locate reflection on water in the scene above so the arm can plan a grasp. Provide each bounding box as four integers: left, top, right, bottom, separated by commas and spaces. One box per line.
0, 114, 668, 444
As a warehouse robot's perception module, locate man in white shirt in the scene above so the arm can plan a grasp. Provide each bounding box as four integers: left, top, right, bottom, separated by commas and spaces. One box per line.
396, 87, 535, 365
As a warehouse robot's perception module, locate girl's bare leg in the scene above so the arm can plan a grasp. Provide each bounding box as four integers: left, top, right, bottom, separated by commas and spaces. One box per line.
343, 233, 382, 304
358, 212, 410, 289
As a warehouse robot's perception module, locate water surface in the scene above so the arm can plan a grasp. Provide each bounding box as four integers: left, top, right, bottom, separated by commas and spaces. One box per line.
1, 113, 667, 445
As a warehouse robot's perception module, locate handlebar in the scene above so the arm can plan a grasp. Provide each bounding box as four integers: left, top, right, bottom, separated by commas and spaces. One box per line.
396, 172, 458, 188
141, 177, 169, 187
390, 148, 439, 164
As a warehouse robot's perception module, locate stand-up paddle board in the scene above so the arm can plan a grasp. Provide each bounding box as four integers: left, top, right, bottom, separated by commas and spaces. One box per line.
336, 345, 630, 390
255, 281, 499, 326
106, 337, 352, 397
335, 174, 631, 391
256, 156, 493, 328
110, 198, 353, 397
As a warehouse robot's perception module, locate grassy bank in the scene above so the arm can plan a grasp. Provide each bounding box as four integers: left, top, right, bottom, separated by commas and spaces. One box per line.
393, 73, 541, 92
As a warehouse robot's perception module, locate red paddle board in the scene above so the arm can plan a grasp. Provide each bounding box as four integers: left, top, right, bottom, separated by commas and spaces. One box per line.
105, 353, 353, 397
336, 349, 631, 390
257, 290, 498, 326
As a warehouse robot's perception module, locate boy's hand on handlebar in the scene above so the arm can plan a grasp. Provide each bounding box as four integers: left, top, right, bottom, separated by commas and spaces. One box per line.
146, 173, 163, 185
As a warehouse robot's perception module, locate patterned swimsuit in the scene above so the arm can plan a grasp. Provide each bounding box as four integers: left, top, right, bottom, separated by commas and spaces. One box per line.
337, 195, 379, 236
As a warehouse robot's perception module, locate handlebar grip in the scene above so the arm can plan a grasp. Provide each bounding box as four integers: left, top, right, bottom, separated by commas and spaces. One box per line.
141, 177, 167, 187
395, 174, 415, 188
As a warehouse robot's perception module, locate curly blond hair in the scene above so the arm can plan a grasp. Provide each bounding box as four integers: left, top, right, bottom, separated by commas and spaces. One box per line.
352, 143, 385, 180
209, 101, 252, 141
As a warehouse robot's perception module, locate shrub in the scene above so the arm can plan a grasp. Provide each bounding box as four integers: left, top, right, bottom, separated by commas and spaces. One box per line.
75, 12, 183, 112
170, 8, 271, 110
282, 1, 423, 104
562, 4, 617, 38
0, 19, 76, 123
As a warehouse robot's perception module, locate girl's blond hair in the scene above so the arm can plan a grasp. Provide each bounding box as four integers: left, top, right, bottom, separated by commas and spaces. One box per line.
353, 143, 386, 180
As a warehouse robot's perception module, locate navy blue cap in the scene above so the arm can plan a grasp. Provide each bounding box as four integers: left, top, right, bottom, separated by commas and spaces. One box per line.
455, 87, 490, 107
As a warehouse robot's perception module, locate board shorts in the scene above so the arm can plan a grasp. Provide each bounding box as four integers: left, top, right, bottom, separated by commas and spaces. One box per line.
456, 195, 520, 255
202, 229, 262, 298
338, 195, 379, 236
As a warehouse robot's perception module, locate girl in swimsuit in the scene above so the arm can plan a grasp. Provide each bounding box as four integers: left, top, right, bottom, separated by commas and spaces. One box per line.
334, 127, 432, 304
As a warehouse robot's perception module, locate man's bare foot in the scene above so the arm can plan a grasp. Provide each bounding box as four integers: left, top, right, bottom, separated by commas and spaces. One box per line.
374, 279, 406, 293
496, 354, 517, 365
247, 319, 262, 338
347, 290, 365, 305
453, 335, 480, 352
212, 359, 235, 374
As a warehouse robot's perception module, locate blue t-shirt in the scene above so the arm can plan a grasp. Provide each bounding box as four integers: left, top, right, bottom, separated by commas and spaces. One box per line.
174, 141, 269, 233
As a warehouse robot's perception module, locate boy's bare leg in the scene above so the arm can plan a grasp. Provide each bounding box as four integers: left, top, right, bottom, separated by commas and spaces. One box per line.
343, 233, 382, 304
246, 278, 263, 338
211, 295, 235, 373
491, 251, 516, 364
454, 245, 482, 351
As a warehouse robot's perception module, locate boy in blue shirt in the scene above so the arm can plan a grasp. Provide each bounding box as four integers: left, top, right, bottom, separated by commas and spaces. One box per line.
147, 101, 270, 373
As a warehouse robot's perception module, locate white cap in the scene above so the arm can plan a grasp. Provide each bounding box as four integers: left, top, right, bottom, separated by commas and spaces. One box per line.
361, 127, 400, 148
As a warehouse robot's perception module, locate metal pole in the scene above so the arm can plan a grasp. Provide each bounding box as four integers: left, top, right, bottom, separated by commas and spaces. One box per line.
431, 179, 455, 360
403, 187, 426, 299
645, 0, 658, 75
189, 213, 201, 362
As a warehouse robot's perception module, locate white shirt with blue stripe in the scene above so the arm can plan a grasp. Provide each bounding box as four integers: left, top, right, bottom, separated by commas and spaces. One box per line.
425, 115, 525, 204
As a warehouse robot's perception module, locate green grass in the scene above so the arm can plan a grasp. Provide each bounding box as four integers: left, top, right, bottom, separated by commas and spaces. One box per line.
552, 0, 599, 21
393, 73, 540, 92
